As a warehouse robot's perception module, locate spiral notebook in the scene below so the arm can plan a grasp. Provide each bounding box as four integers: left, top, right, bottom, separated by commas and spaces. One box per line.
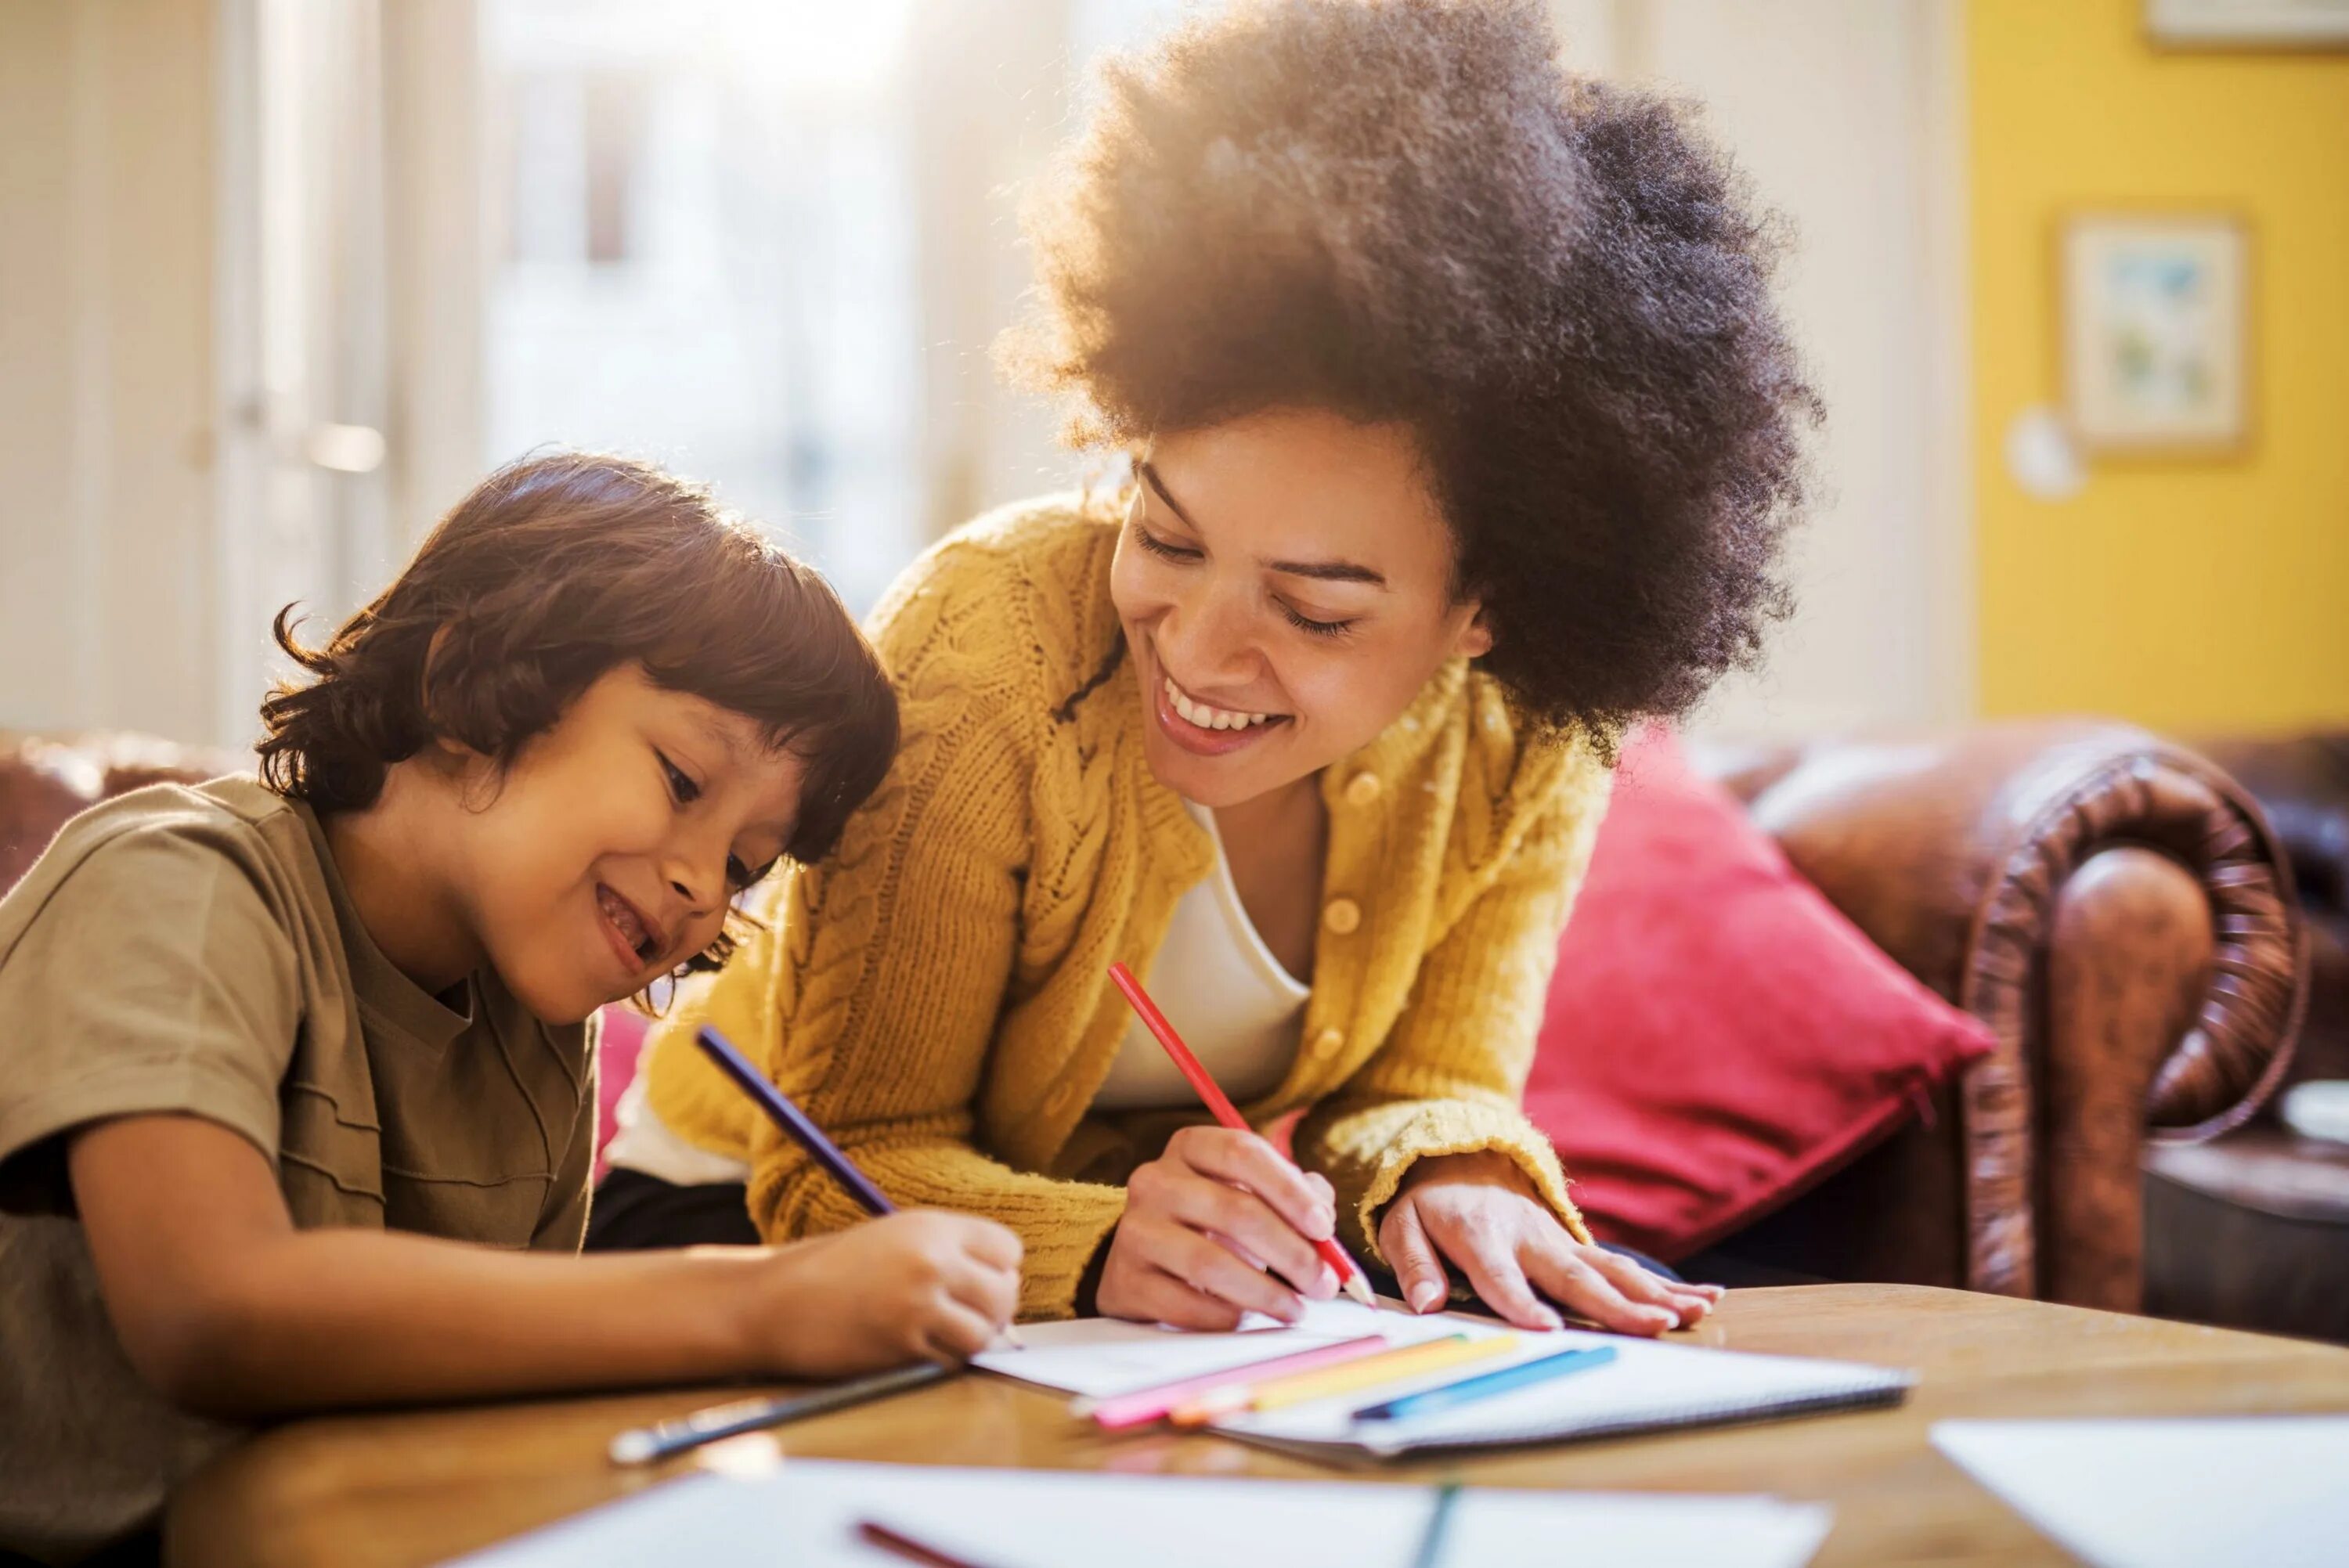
976, 1298, 1913, 1461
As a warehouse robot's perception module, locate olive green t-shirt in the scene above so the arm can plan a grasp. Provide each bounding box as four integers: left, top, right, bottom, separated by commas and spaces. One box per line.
0, 778, 596, 1565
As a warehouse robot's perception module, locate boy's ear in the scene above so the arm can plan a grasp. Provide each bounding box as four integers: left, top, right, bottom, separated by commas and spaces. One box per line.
1455, 602, 1495, 661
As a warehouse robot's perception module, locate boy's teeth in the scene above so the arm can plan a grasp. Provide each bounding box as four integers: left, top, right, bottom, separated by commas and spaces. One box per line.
1164, 676, 1270, 731
598, 885, 649, 954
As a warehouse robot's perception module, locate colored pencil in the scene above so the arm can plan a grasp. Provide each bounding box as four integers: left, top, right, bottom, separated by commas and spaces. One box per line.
1168, 1332, 1514, 1426
857, 1519, 1015, 1568
1078, 1333, 1391, 1429
607, 1362, 951, 1466
1105, 961, 1376, 1307
1409, 1484, 1463, 1568
693, 1025, 1023, 1349
695, 1025, 893, 1213
1353, 1344, 1618, 1422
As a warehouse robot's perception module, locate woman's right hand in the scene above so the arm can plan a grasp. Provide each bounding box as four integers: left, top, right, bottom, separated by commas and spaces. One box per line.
1095, 1125, 1342, 1329
750, 1209, 1023, 1377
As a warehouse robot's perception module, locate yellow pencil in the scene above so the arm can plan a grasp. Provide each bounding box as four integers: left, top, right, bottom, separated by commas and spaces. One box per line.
1170, 1333, 1518, 1426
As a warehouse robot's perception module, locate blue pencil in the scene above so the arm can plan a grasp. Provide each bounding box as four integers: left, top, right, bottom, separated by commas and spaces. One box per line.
695, 1025, 896, 1213
692, 1026, 1025, 1350
1352, 1344, 1618, 1422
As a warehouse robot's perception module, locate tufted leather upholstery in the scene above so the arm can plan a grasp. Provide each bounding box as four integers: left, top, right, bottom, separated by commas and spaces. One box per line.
0, 723, 2310, 1317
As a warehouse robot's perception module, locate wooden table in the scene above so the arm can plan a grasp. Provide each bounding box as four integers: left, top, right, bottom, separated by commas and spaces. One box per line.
166, 1285, 2349, 1567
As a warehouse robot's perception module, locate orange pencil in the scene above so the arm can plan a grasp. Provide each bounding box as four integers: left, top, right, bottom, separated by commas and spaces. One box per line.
1107, 961, 1377, 1307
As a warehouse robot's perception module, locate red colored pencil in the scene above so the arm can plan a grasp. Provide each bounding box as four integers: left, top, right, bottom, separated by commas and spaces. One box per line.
1106, 961, 1377, 1307
856, 1519, 1010, 1568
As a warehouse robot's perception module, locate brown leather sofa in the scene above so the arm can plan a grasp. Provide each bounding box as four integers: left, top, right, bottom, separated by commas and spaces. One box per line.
2140, 733, 2349, 1343
0, 723, 2309, 1321
1687, 723, 2304, 1317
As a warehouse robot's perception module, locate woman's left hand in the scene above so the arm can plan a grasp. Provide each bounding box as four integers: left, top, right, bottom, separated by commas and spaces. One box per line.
1377, 1150, 1723, 1336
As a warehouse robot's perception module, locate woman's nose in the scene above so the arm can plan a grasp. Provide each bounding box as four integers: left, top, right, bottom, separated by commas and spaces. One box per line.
1160, 582, 1258, 685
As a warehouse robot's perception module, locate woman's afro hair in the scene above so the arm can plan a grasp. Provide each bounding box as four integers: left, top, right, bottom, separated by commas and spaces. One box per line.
1001, 0, 1821, 748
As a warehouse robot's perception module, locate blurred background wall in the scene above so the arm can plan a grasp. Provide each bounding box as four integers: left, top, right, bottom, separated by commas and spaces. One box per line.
1, 0, 2342, 752
1969, 0, 2349, 734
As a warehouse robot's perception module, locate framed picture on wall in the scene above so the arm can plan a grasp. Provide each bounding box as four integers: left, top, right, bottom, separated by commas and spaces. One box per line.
2061, 213, 2252, 454
2147, 0, 2349, 48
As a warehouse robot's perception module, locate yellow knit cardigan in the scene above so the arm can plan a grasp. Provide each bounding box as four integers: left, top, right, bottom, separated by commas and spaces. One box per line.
637, 497, 1614, 1319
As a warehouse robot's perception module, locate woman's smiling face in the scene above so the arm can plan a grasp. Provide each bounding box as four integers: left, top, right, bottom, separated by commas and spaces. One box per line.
1110, 407, 1492, 809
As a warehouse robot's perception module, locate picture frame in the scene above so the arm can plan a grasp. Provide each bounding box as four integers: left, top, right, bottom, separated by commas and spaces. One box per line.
2059, 212, 2253, 455
2146, 0, 2349, 49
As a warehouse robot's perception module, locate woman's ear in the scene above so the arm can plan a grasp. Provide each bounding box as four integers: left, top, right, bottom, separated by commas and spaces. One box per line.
1454, 603, 1496, 661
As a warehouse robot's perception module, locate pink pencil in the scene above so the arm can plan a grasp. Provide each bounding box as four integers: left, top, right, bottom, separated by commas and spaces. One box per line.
1107, 961, 1377, 1307
1079, 1333, 1391, 1430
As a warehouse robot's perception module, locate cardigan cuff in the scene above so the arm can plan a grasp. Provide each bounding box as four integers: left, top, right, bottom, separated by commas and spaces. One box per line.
1345, 1101, 1591, 1270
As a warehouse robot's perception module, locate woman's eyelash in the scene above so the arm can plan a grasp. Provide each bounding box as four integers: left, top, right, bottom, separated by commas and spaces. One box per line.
1281, 603, 1356, 640
656, 751, 701, 804
1131, 522, 1200, 561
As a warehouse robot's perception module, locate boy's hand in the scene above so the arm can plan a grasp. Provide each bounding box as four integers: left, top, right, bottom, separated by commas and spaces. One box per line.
1095, 1125, 1341, 1330
1378, 1150, 1722, 1335
748, 1209, 1023, 1377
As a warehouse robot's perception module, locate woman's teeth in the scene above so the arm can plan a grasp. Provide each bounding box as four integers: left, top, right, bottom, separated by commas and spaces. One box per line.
1164, 676, 1275, 731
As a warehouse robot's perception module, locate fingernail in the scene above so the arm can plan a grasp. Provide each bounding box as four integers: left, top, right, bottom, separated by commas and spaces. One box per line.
1315, 1265, 1339, 1298
1409, 1281, 1443, 1313
1536, 1309, 1564, 1332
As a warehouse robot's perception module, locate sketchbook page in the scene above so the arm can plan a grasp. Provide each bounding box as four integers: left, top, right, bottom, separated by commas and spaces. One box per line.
446, 1459, 1835, 1568
1218, 1326, 1912, 1458
1932, 1418, 2349, 1568
971, 1296, 1485, 1399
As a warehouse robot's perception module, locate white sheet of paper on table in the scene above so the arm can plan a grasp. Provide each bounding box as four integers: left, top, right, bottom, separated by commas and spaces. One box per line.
443, 1458, 1835, 1568
975, 1296, 1911, 1460
969, 1296, 1470, 1400
1931, 1418, 2349, 1568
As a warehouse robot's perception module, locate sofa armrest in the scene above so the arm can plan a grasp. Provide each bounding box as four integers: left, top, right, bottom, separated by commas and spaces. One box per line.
0, 730, 246, 898
1694, 722, 2306, 1307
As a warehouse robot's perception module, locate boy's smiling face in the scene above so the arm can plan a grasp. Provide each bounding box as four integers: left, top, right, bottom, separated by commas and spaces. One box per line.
435, 663, 804, 1023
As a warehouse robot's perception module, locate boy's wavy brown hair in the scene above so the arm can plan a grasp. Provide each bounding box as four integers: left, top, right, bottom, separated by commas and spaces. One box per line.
1001, 0, 1819, 751
257, 452, 899, 886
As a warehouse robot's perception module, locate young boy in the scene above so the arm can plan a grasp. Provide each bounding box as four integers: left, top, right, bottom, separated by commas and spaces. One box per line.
0, 453, 1022, 1566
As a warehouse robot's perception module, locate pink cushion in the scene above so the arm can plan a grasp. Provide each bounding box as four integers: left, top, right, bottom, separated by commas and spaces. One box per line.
1527, 727, 1995, 1262
594, 1004, 650, 1181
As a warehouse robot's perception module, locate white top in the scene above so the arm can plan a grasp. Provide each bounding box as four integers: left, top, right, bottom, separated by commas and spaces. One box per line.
1092, 802, 1309, 1111
604, 803, 1307, 1184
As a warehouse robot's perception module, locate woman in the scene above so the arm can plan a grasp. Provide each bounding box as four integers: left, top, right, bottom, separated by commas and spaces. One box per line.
594, 0, 1813, 1334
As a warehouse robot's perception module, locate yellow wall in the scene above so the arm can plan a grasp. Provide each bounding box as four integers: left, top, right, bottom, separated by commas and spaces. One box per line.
1969, 0, 2349, 734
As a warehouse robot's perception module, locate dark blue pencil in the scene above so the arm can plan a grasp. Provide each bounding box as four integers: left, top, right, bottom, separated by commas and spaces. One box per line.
1353, 1344, 1618, 1422
695, 1025, 895, 1213
692, 1025, 1024, 1350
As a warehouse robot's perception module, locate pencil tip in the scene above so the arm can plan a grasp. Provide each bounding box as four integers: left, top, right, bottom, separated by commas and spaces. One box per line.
1344, 1273, 1377, 1307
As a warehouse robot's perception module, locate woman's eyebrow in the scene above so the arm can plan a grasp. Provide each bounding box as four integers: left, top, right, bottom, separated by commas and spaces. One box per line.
1265, 556, 1387, 588
1140, 461, 1387, 589
1137, 461, 1195, 527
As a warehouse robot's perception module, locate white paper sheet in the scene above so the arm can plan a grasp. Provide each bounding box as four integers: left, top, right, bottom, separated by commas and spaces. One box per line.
446, 1459, 1835, 1568
971, 1296, 1472, 1399
1932, 1418, 2349, 1568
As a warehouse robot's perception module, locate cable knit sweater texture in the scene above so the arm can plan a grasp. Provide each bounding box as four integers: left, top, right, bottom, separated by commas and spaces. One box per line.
637, 496, 1613, 1318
